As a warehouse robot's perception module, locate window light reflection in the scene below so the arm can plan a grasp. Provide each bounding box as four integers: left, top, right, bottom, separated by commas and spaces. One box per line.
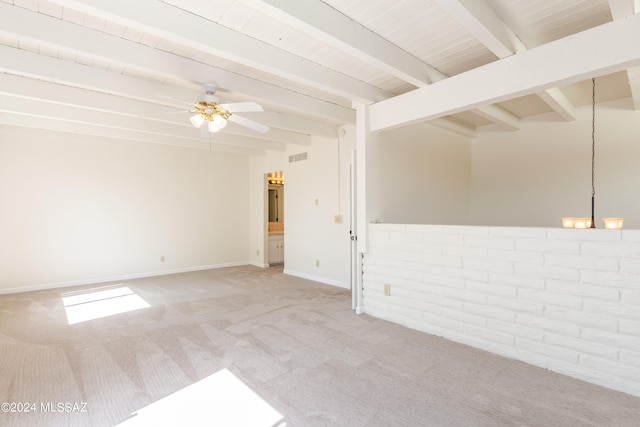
62, 286, 150, 325
116, 368, 285, 427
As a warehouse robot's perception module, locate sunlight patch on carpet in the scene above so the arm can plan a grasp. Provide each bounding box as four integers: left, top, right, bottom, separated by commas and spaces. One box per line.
62, 285, 150, 325
115, 368, 286, 427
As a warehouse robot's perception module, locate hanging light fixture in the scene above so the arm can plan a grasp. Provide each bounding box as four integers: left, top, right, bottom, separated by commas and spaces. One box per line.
589, 76, 596, 229
190, 101, 231, 133
561, 78, 623, 229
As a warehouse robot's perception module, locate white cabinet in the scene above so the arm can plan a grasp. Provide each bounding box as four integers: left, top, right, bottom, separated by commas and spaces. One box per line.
268, 234, 284, 265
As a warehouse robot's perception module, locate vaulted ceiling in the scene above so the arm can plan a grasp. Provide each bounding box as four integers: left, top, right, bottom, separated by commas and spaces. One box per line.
1, 0, 639, 155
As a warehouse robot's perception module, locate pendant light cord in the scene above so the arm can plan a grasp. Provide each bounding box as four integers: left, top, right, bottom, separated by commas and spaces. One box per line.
591, 78, 595, 199
590, 77, 596, 228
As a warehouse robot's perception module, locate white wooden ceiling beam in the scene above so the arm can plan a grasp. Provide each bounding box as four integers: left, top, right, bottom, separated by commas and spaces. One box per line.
628, 67, 640, 110
0, 114, 266, 156
0, 71, 312, 146
608, 0, 640, 110
0, 71, 171, 118
0, 47, 325, 146
256, 111, 337, 138
608, 0, 637, 19
536, 87, 578, 121
0, 70, 297, 150
0, 2, 354, 125
370, 13, 640, 131
426, 118, 476, 139
474, 105, 520, 131
246, 127, 309, 146
432, 0, 520, 58
0, 95, 287, 152
0, 46, 170, 111
435, 0, 576, 122
247, 0, 443, 87
537, 92, 576, 121
47, 0, 390, 103
252, 0, 523, 133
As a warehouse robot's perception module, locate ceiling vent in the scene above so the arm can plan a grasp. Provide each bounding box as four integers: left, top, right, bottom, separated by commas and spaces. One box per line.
289, 152, 308, 163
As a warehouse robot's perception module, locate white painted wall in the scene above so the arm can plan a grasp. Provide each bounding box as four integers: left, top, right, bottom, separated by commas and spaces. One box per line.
0, 126, 250, 293
249, 126, 353, 288
471, 98, 640, 228
364, 98, 640, 230
364, 223, 640, 397
368, 123, 471, 225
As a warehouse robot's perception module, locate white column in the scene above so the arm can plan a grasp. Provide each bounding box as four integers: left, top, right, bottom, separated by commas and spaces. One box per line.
352, 101, 381, 313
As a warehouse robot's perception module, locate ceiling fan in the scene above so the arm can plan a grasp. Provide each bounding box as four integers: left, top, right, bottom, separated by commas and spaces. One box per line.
186, 83, 270, 134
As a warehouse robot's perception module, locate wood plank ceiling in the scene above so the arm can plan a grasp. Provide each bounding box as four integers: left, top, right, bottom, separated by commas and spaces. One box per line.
0, 0, 638, 154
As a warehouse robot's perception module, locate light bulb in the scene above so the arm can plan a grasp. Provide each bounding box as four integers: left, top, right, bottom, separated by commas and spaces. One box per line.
208, 121, 219, 132
603, 218, 624, 229
213, 115, 227, 129
190, 114, 205, 128
573, 218, 591, 229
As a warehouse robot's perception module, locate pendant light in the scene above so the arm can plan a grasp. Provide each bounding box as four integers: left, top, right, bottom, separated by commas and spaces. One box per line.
562, 78, 623, 229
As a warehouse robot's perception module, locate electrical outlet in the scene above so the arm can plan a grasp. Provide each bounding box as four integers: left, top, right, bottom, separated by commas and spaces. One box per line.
315, 198, 319, 206
384, 284, 391, 296
315, 259, 320, 267
160, 255, 165, 263
256, 249, 260, 256
334, 215, 343, 223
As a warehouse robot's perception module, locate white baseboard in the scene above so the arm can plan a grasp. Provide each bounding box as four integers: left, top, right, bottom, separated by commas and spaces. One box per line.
283, 269, 350, 289
0, 261, 251, 295
250, 261, 270, 268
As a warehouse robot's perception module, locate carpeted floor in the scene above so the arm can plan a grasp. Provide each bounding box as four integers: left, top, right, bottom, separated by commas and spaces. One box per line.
1, 265, 639, 426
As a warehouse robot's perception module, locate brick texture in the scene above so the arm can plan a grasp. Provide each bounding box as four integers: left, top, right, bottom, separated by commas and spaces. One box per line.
363, 224, 640, 397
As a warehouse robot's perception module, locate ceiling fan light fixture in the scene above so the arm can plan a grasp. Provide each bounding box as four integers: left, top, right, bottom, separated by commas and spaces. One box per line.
213, 114, 227, 129
208, 120, 220, 133
186, 84, 268, 134
190, 114, 205, 128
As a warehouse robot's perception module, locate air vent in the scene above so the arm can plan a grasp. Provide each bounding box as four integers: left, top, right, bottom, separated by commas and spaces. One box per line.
289, 152, 308, 163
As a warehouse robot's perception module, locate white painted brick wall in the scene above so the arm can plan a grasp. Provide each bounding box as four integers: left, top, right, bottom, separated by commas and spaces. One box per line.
363, 223, 640, 397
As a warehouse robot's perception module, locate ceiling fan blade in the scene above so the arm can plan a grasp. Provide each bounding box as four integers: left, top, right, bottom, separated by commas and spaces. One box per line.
228, 114, 270, 133
221, 101, 264, 113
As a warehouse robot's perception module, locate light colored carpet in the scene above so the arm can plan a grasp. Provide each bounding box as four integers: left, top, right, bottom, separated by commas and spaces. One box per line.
1, 265, 639, 426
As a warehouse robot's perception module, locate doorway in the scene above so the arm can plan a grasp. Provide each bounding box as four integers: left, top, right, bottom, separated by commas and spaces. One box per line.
267, 171, 284, 265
